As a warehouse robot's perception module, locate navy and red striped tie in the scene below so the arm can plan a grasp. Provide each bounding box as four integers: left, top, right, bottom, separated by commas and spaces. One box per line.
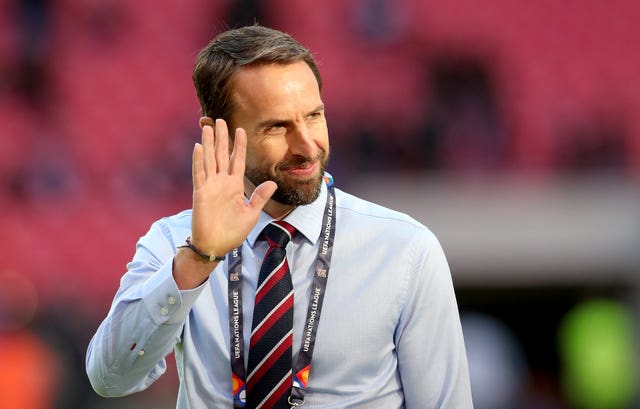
247, 221, 296, 409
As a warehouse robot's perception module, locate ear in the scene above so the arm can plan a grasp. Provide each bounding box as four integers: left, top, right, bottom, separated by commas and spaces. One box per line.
199, 116, 215, 128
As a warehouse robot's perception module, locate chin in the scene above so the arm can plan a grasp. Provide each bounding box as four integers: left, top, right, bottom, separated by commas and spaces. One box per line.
272, 174, 323, 206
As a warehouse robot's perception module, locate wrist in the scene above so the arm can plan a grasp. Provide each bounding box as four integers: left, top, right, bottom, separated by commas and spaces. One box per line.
173, 247, 218, 290
179, 237, 226, 262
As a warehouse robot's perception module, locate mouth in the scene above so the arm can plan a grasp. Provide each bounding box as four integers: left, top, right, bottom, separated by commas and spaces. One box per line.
279, 160, 319, 178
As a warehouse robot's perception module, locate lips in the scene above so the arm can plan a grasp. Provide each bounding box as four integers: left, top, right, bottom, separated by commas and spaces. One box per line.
280, 161, 318, 177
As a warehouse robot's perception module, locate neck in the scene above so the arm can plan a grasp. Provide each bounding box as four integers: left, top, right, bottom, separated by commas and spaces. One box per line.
244, 178, 296, 220
268, 205, 295, 220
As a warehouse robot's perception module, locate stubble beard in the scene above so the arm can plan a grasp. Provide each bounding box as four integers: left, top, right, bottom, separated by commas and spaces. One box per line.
245, 150, 329, 206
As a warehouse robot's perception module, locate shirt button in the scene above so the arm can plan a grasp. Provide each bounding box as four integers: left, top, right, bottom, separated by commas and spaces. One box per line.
138, 350, 145, 357
160, 307, 169, 316
168, 296, 176, 305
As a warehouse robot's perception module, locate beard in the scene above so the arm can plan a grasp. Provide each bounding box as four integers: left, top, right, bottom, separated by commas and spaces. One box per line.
245, 149, 329, 206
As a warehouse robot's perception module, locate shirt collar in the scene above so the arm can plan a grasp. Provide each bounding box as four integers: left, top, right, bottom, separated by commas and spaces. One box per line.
247, 181, 328, 247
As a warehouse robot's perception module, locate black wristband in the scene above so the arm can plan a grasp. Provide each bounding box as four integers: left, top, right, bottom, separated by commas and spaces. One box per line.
178, 237, 225, 262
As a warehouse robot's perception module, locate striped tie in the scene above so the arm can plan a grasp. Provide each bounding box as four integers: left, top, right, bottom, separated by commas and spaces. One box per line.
247, 221, 296, 409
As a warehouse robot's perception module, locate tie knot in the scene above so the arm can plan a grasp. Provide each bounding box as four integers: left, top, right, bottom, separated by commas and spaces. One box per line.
262, 221, 296, 248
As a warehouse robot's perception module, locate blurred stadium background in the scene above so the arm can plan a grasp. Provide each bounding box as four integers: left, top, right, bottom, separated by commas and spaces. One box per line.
1, 0, 639, 408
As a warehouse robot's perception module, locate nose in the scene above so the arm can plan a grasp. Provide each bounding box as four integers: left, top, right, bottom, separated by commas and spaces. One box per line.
286, 123, 317, 159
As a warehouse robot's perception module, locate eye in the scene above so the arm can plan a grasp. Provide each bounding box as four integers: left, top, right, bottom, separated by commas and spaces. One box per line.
264, 122, 287, 135
307, 111, 324, 121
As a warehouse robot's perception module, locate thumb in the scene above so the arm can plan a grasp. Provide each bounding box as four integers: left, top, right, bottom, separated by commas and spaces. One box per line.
247, 180, 277, 211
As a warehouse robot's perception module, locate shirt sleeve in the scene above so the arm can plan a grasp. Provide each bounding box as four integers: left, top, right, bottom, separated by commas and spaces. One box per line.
395, 229, 474, 409
85, 217, 206, 397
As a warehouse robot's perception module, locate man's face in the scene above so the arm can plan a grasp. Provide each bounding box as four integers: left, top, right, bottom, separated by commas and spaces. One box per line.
229, 61, 329, 206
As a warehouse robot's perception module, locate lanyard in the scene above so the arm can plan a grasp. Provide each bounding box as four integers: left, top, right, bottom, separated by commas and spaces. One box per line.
227, 184, 336, 408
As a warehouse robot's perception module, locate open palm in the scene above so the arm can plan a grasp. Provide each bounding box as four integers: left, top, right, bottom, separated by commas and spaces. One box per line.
190, 119, 277, 257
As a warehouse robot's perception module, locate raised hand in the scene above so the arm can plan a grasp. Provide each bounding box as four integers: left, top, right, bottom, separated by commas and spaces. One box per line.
173, 119, 277, 289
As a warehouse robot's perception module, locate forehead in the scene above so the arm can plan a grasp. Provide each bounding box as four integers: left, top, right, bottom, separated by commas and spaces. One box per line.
229, 61, 322, 122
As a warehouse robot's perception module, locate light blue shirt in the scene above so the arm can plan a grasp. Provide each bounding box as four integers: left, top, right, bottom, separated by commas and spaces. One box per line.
86, 182, 473, 408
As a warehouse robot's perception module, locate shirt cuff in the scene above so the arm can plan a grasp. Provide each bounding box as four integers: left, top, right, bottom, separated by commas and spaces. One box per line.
141, 259, 207, 325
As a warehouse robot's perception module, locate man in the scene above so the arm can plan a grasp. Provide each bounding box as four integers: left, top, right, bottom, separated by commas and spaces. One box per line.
86, 25, 473, 408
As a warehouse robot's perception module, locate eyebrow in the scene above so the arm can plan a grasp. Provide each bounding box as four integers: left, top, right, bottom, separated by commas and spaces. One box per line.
255, 104, 325, 131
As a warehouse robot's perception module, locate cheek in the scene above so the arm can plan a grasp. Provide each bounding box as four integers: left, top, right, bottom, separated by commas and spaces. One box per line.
245, 143, 283, 170
243, 148, 261, 170
312, 122, 330, 146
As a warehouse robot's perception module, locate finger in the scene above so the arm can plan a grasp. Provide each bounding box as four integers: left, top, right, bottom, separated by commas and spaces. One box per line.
192, 143, 205, 189
230, 127, 247, 176
247, 181, 277, 211
214, 119, 229, 173
202, 125, 215, 177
